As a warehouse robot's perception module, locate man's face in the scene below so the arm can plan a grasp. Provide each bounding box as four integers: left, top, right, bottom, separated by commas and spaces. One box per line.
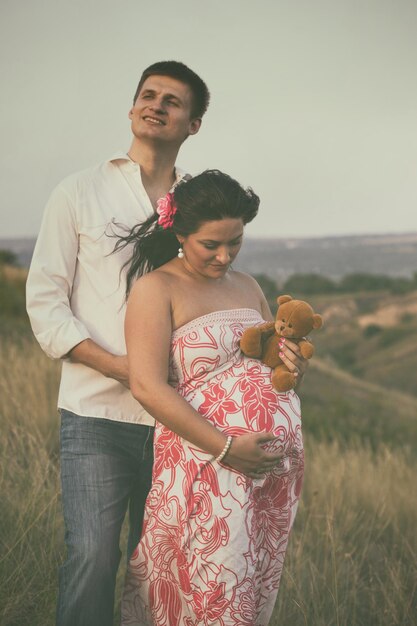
129, 75, 201, 145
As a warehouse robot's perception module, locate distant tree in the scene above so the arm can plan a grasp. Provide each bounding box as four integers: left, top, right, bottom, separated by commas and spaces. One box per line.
378, 326, 410, 348
253, 274, 278, 303
283, 273, 336, 295
363, 324, 382, 338
0, 249, 19, 266
338, 273, 392, 292
389, 278, 414, 295
401, 312, 413, 324
0, 270, 26, 318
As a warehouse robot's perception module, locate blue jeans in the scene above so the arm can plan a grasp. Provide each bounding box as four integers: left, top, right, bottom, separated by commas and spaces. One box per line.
56, 410, 154, 626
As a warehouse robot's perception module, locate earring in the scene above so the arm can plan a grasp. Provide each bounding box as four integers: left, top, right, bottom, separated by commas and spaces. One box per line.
178, 247, 184, 259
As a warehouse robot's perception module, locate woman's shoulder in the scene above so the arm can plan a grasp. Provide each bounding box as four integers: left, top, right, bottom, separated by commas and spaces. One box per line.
231, 270, 273, 320
128, 265, 174, 300
232, 270, 263, 291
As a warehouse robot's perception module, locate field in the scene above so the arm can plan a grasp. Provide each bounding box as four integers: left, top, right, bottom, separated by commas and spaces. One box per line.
0, 264, 416, 625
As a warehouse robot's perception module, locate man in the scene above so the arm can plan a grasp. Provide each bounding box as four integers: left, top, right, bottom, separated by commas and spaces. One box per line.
26, 60, 210, 626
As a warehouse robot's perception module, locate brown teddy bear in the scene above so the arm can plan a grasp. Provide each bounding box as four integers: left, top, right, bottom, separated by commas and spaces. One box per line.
240, 295, 323, 392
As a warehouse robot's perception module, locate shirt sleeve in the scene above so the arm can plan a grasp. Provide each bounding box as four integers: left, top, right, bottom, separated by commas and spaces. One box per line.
26, 182, 91, 359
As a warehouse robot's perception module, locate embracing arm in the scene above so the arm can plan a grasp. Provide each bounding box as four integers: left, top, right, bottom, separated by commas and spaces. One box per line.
68, 340, 129, 387
125, 275, 282, 478
26, 184, 128, 385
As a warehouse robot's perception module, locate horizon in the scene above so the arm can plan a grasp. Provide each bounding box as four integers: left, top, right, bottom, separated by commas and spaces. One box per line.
2, 231, 415, 280
2, 230, 417, 243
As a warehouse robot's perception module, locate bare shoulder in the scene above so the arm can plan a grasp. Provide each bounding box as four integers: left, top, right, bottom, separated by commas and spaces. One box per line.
232, 270, 265, 294
232, 270, 273, 321
128, 268, 173, 305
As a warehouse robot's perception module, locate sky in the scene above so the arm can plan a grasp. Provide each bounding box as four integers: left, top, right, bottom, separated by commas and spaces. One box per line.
1, 0, 416, 239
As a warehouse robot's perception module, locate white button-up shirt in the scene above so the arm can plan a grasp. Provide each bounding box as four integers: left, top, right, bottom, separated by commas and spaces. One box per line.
26, 153, 187, 424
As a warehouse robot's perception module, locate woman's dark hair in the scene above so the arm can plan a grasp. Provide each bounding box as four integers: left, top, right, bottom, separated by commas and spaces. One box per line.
115, 169, 259, 295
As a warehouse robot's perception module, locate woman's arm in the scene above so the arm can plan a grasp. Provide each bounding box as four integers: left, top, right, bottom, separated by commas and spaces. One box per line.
125, 273, 282, 478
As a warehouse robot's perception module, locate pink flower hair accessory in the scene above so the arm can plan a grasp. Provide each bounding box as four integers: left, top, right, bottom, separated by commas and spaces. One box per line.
156, 192, 177, 229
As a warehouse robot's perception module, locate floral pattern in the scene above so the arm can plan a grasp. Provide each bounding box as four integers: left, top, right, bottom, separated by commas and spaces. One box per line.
122, 309, 304, 626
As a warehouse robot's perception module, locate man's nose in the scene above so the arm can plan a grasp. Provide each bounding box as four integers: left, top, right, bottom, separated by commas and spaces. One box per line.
149, 99, 165, 113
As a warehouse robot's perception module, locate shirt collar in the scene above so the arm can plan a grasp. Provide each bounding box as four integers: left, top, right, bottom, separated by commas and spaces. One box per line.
108, 152, 189, 186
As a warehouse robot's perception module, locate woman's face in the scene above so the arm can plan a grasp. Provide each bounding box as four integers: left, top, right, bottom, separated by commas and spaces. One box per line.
179, 218, 244, 279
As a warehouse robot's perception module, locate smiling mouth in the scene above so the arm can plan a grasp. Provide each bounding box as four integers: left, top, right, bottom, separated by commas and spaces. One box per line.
143, 116, 165, 125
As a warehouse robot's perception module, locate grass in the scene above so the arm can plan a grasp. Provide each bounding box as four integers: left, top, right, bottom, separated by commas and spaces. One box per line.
0, 335, 62, 625
0, 327, 416, 624
272, 442, 417, 626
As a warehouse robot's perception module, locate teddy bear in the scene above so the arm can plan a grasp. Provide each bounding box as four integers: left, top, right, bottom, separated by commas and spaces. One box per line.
240, 295, 323, 392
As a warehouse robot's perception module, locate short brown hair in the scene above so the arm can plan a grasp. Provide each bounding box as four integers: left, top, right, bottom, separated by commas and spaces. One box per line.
133, 60, 210, 119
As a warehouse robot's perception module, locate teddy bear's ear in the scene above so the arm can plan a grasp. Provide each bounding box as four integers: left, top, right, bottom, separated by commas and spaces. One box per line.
277, 294, 292, 305
312, 314, 323, 329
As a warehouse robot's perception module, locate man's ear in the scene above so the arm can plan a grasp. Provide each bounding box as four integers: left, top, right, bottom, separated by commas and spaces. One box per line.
128, 108, 134, 120
188, 118, 202, 136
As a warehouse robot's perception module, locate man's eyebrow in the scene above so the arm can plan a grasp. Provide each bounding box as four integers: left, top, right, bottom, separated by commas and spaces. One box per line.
164, 92, 182, 102
141, 89, 183, 103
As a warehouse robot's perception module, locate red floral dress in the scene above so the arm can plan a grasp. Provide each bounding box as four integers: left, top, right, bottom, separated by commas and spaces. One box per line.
122, 309, 304, 626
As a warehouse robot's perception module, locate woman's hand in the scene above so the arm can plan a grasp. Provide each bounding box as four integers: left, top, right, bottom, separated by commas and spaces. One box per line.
279, 338, 309, 384
222, 432, 283, 479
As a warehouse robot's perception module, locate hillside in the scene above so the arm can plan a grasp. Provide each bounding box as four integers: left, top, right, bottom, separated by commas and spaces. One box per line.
305, 290, 417, 400
1, 261, 416, 449
301, 357, 417, 449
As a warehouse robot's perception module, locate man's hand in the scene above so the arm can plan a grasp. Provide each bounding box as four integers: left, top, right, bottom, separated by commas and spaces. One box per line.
108, 355, 130, 388
69, 339, 130, 388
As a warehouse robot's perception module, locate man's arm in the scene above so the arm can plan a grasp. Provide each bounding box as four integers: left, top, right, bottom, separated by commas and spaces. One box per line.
69, 339, 129, 387
26, 183, 128, 384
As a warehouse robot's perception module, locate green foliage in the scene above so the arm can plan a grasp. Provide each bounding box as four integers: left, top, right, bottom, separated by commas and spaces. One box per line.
0, 249, 19, 266
401, 312, 414, 323
377, 325, 411, 348
283, 273, 336, 295
390, 277, 415, 294
0, 268, 27, 320
279, 271, 417, 296
301, 366, 417, 451
338, 272, 416, 294
363, 323, 382, 338
339, 272, 393, 292
253, 273, 278, 302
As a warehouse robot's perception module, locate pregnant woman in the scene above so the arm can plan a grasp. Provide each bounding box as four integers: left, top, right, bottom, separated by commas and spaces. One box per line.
119, 170, 306, 625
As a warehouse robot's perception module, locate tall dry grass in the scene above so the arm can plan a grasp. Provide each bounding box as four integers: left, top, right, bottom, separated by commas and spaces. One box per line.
0, 336, 62, 625
0, 335, 416, 625
272, 442, 417, 626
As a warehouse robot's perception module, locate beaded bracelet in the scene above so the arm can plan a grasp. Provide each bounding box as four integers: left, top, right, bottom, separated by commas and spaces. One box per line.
215, 435, 233, 463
